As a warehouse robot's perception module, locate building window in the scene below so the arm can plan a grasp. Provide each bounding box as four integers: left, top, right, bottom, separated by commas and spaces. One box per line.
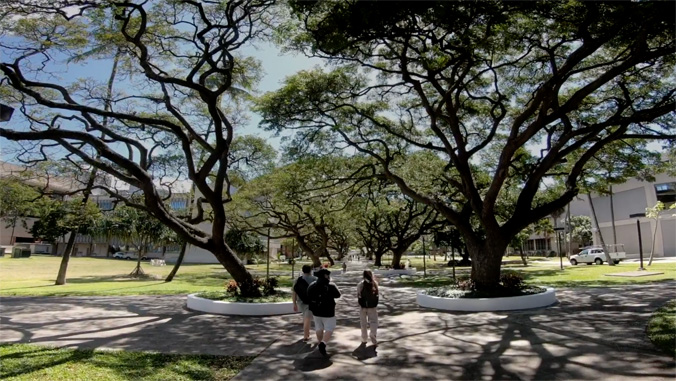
170, 199, 188, 210
655, 182, 676, 206
97, 200, 113, 211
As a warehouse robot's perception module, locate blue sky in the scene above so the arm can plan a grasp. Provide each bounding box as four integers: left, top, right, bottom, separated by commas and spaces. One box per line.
0, 34, 323, 160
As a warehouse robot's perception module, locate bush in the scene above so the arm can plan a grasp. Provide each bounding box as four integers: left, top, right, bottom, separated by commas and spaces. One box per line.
457, 277, 476, 291
226, 276, 278, 298
500, 271, 524, 290
548, 251, 557, 257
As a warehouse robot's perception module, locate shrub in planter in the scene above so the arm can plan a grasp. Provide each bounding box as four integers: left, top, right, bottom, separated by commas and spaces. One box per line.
226, 276, 278, 297
500, 271, 524, 290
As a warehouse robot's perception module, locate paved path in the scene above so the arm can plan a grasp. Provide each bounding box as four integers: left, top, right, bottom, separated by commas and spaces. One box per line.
1, 260, 675, 380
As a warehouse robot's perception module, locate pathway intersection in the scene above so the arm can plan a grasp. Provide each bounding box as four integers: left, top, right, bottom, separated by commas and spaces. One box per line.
1, 259, 674, 380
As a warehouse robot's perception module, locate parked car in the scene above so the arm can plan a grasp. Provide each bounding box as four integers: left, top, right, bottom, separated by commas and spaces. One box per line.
113, 252, 134, 260
569, 244, 626, 265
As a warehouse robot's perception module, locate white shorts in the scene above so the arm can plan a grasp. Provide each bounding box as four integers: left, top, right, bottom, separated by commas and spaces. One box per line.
313, 316, 337, 332
298, 302, 313, 318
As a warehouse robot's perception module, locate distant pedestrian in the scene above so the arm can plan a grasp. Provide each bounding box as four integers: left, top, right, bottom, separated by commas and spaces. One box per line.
292, 265, 317, 341
342, 262, 347, 273
357, 270, 379, 346
307, 269, 341, 356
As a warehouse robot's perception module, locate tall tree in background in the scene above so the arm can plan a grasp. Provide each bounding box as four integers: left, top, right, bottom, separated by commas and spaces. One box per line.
259, 1, 675, 289
0, 1, 275, 290
31, 196, 101, 284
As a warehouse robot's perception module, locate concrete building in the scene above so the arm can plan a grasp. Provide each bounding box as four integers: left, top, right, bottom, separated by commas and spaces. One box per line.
588, 172, 675, 258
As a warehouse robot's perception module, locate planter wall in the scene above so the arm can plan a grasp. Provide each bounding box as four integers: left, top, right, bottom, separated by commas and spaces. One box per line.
373, 268, 417, 276
417, 287, 557, 312
187, 294, 296, 316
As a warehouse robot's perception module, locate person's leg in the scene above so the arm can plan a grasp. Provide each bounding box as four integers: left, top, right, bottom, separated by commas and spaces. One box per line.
303, 314, 312, 340
322, 317, 336, 343
322, 330, 333, 343
368, 308, 378, 345
359, 308, 368, 343
314, 316, 324, 343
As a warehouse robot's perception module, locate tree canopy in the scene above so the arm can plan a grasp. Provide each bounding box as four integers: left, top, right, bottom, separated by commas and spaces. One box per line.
257, 0, 675, 288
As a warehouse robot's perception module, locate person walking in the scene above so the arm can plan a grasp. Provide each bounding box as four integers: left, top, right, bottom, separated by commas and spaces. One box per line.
307, 269, 341, 356
292, 265, 317, 341
357, 270, 379, 346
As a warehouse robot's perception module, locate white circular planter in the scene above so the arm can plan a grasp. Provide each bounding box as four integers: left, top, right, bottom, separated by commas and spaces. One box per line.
417, 287, 557, 312
187, 294, 296, 316
374, 268, 417, 276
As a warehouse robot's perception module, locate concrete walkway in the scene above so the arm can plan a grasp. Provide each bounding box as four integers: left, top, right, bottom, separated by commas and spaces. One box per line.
1, 261, 674, 380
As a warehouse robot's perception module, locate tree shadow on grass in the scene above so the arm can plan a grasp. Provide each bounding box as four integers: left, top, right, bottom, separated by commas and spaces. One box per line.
0, 343, 253, 380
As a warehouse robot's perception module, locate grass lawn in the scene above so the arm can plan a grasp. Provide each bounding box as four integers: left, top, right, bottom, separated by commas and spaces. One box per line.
647, 300, 676, 357
0, 255, 292, 297
0, 343, 252, 381
396, 262, 676, 288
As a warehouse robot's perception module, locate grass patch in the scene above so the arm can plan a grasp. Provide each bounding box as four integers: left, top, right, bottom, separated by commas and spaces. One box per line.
397, 262, 676, 288
647, 300, 676, 357
0, 255, 292, 297
196, 290, 292, 303
0, 343, 253, 381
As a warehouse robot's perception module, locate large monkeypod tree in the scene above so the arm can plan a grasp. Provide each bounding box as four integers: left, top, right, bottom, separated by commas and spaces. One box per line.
258, 1, 676, 289
0, 0, 276, 287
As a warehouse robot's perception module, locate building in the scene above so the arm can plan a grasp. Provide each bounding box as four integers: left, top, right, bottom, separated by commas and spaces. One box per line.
588, 172, 675, 258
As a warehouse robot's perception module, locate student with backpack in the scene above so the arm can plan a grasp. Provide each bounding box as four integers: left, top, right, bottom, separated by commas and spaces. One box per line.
357, 270, 379, 346
292, 265, 317, 341
307, 268, 341, 356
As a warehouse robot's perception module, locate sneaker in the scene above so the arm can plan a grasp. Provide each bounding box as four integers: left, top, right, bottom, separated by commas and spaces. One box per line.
318, 342, 327, 356
371, 339, 378, 347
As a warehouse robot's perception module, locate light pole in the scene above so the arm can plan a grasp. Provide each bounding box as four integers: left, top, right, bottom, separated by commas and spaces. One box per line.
629, 213, 646, 271
422, 235, 427, 278
263, 223, 274, 282
291, 238, 296, 279
554, 227, 564, 270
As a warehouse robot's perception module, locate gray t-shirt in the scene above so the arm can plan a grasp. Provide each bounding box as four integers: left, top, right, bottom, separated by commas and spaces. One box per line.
293, 274, 317, 306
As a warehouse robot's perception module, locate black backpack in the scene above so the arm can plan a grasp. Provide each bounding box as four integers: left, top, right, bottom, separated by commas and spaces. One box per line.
308, 283, 330, 314
359, 283, 379, 308
293, 277, 310, 304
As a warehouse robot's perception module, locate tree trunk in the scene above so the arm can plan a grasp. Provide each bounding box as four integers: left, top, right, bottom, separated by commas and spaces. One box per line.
55, 232, 77, 285
390, 247, 407, 269
648, 217, 660, 266
609, 184, 617, 246
325, 252, 335, 266
374, 250, 383, 266
468, 238, 507, 290
129, 241, 147, 278
214, 243, 254, 285
165, 240, 187, 282
588, 194, 614, 265
519, 247, 528, 266
296, 236, 321, 267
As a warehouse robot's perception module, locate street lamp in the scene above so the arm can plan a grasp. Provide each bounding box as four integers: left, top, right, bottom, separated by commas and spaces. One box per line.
554, 227, 565, 270
422, 235, 427, 278
629, 213, 646, 271
0, 104, 14, 122
263, 219, 278, 281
